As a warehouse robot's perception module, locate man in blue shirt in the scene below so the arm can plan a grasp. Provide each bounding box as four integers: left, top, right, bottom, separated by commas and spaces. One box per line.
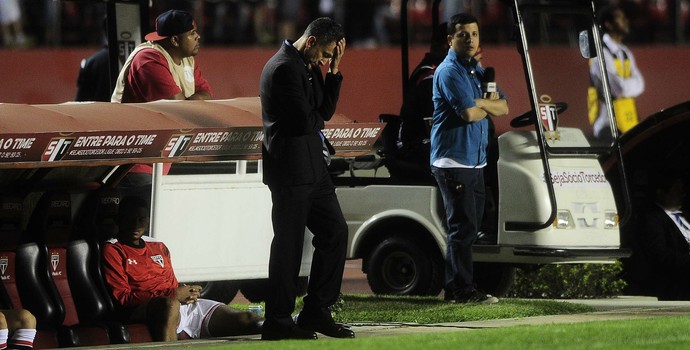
430, 13, 509, 304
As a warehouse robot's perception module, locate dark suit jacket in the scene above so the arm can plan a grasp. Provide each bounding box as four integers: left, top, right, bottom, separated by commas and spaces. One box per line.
260, 41, 342, 188
631, 203, 690, 300
76, 46, 112, 102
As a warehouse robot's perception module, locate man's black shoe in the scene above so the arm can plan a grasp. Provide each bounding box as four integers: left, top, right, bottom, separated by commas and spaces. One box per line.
300, 321, 355, 338
297, 311, 355, 338
261, 322, 317, 341
450, 289, 499, 304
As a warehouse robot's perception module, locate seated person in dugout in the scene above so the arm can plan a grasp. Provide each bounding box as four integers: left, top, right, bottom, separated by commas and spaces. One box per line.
102, 196, 262, 341
0, 309, 36, 349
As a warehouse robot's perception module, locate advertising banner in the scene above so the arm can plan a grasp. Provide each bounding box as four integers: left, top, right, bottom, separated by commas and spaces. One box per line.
0, 99, 382, 168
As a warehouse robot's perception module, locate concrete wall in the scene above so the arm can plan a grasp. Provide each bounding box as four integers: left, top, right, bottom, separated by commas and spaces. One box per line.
2, 46, 688, 134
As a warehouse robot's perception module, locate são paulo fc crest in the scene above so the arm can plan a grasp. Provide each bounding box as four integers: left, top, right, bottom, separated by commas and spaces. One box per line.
51, 253, 60, 272
0, 258, 7, 276
151, 254, 165, 268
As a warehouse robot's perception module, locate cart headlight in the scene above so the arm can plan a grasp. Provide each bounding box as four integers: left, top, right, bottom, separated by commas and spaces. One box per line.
554, 210, 575, 229
604, 210, 618, 229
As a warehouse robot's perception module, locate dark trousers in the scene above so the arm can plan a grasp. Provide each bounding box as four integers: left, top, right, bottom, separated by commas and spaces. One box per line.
265, 172, 348, 326
431, 166, 485, 295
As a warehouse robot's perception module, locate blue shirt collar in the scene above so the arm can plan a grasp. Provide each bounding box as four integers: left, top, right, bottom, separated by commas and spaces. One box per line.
447, 49, 480, 71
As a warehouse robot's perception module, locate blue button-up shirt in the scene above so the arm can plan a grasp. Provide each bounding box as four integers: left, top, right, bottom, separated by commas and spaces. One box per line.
430, 49, 506, 167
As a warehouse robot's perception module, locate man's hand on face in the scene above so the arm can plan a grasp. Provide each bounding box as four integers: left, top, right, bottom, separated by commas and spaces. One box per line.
330, 38, 346, 74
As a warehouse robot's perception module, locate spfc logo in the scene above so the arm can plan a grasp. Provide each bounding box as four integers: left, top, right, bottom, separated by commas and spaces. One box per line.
118, 40, 135, 66
0, 258, 8, 275
539, 103, 560, 141
151, 254, 164, 268
51, 253, 60, 271
42, 138, 74, 162
162, 134, 193, 158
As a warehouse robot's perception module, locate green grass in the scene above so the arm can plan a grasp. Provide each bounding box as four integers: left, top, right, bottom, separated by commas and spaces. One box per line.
201, 315, 690, 349
231, 294, 594, 325
332, 294, 593, 323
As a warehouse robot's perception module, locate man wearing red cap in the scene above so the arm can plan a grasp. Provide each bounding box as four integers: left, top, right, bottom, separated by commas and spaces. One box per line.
111, 10, 212, 205
111, 9, 212, 103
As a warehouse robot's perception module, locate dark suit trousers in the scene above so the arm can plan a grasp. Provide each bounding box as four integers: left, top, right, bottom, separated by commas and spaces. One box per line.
265, 171, 348, 325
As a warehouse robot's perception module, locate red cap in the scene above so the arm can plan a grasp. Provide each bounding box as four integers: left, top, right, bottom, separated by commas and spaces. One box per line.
145, 10, 195, 42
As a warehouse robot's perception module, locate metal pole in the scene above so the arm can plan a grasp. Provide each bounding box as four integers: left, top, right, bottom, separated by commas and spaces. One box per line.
675, 0, 685, 44
401, 0, 410, 101
106, 0, 149, 95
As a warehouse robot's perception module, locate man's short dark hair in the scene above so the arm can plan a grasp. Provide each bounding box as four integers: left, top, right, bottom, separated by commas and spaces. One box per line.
304, 17, 344, 46
447, 13, 479, 35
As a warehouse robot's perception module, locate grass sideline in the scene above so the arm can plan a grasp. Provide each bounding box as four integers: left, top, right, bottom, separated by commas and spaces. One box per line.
334, 294, 593, 323
202, 315, 690, 349
232, 294, 594, 325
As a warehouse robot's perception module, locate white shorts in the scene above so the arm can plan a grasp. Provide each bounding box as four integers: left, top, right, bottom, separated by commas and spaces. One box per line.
177, 299, 223, 338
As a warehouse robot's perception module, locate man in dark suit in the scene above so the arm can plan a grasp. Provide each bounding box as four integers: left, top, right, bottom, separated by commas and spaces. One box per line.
259, 17, 354, 340
626, 170, 690, 300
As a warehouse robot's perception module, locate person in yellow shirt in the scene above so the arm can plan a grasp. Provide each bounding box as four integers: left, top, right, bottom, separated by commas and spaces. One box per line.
589, 5, 645, 138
